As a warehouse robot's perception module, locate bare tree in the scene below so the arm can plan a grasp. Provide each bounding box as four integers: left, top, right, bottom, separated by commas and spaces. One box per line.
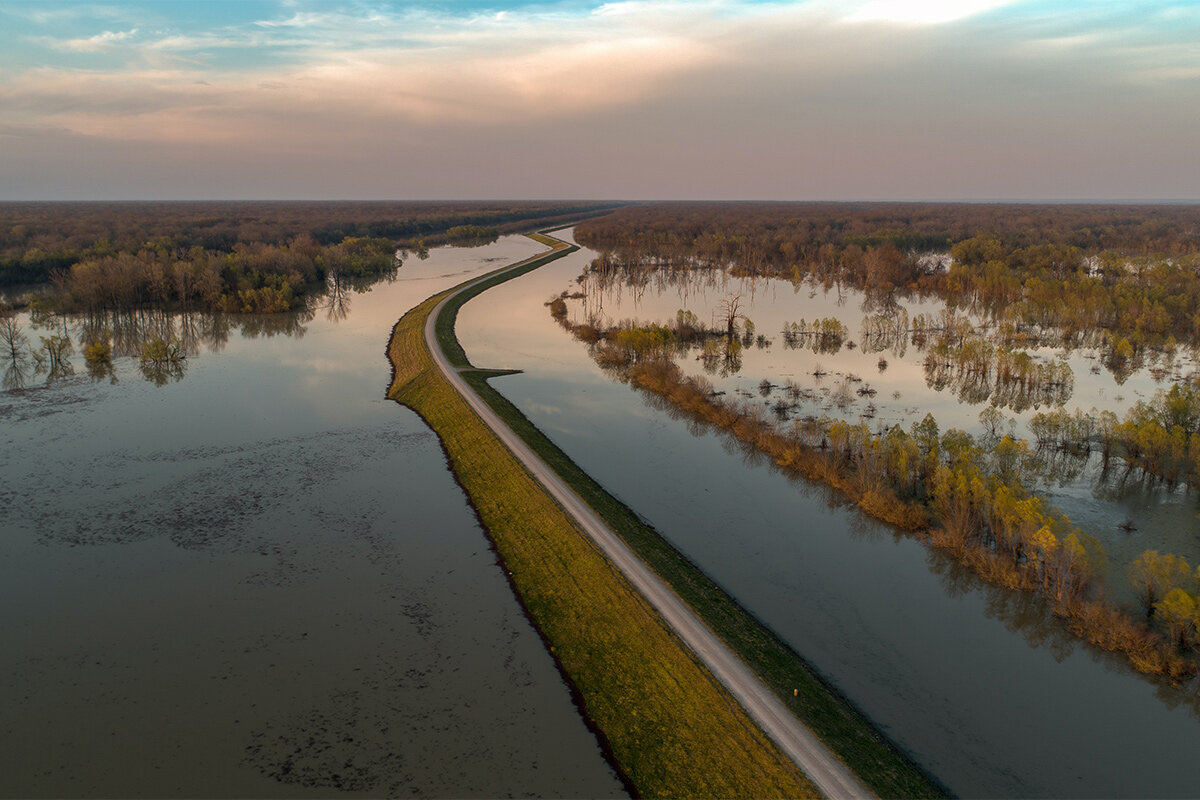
716, 294, 744, 340
1, 315, 28, 363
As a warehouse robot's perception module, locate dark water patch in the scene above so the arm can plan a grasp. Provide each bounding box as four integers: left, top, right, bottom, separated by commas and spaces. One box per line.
26, 425, 430, 550
0, 376, 94, 421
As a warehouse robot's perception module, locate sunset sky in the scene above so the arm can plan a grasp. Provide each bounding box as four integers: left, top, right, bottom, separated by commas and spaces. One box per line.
1, 0, 1197, 200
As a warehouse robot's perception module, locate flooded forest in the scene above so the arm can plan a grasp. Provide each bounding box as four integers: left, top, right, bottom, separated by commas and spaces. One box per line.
6, 199, 1200, 797
561, 202, 1200, 678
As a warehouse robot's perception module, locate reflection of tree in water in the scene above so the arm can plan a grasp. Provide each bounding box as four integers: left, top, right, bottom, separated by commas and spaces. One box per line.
2, 314, 34, 390
73, 307, 311, 362
321, 269, 385, 323
3, 307, 82, 387
1, 303, 321, 391
139, 337, 187, 387
929, 553, 1080, 662
325, 273, 353, 322
1090, 459, 1190, 502
238, 307, 312, 340
20, 306, 76, 382
859, 307, 909, 359
699, 337, 743, 377
80, 310, 196, 360
582, 260, 734, 319
927, 544, 1200, 717
780, 320, 847, 356
1, 309, 35, 388
81, 308, 309, 386
33, 333, 74, 382
922, 341, 1074, 412
1026, 447, 1090, 487
2, 360, 33, 390
1104, 346, 1143, 386
86, 355, 116, 384
321, 246, 400, 324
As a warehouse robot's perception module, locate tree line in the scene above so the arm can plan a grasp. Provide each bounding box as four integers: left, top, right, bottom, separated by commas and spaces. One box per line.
0, 201, 622, 287
51, 235, 397, 314
574, 203, 1200, 361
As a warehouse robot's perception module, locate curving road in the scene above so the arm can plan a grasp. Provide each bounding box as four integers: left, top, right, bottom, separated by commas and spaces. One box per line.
425, 238, 872, 800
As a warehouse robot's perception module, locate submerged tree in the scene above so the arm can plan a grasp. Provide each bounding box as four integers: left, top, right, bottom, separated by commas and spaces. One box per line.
715, 294, 745, 340
1129, 551, 1192, 619
139, 337, 186, 386
83, 329, 115, 383
1, 311, 33, 389
34, 333, 74, 380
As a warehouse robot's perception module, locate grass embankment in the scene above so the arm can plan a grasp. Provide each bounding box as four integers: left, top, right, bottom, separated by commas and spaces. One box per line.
386, 241, 819, 799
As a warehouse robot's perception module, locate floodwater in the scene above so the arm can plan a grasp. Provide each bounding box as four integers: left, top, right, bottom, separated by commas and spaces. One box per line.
0, 236, 624, 797
534, 239, 1200, 597
457, 228, 1200, 799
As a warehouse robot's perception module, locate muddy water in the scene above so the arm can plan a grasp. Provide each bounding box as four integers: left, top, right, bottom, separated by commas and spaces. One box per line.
457, 228, 1200, 799
0, 236, 623, 797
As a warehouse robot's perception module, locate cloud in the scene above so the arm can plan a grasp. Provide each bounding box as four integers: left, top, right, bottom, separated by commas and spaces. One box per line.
2, 2, 723, 141
48, 27, 139, 53
1, 1, 1198, 199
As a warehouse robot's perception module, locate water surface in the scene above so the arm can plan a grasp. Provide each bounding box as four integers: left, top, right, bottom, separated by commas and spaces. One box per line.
0, 235, 624, 797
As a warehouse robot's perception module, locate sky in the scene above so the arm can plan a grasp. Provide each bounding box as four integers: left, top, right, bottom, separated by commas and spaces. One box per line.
0, 0, 1197, 201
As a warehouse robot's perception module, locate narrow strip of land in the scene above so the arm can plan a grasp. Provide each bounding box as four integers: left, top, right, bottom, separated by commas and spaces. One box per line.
423, 234, 870, 799
387, 237, 819, 798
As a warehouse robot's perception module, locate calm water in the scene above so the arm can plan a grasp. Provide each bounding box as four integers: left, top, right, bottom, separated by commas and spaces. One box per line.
458, 228, 1200, 799
537, 238, 1200, 597
0, 236, 623, 797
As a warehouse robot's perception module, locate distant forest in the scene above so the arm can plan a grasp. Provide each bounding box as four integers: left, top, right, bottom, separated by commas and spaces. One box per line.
576, 203, 1200, 350
0, 200, 622, 289
576, 202, 1200, 266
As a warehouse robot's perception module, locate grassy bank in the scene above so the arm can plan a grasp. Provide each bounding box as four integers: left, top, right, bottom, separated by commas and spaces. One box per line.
386, 241, 819, 798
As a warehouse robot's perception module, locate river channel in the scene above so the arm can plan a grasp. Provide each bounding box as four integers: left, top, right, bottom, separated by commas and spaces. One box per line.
457, 228, 1200, 799
0, 236, 623, 797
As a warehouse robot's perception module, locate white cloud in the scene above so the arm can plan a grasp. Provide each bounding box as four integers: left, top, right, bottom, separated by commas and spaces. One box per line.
2, 2, 725, 140
50, 26, 139, 53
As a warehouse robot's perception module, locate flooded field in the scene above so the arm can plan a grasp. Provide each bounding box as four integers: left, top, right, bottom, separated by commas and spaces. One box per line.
0, 236, 623, 797
457, 228, 1200, 798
